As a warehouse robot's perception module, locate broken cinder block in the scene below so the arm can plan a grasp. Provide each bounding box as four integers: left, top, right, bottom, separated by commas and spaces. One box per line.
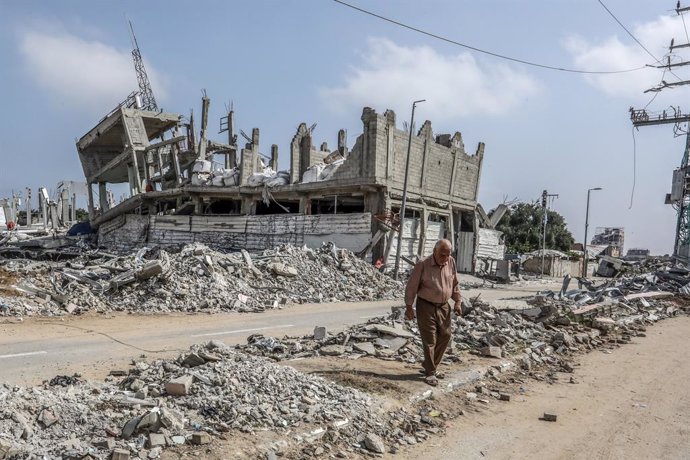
110, 449, 130, 460
147, 433, 166, 448
190, 431, 211, 445
165, 375, 194, 396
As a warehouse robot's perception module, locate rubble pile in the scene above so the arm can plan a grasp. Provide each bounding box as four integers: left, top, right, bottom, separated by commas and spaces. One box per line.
238, 276, 690, 372
0, 243, 402, 317
0, 341, 448, 459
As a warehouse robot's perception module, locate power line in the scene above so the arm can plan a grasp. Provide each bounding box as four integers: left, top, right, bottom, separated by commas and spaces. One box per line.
597, 0, 682, 82
332, 0, 648, 74
597, 0, 660, 64
681, 10, 690, 46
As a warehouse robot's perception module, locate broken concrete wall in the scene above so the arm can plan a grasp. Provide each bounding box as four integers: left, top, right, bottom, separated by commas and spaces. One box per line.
97, 214, 149, 252
331, 107, 483, 205
523, 256, 582, 277
98, 213, 372, 253
289, 123, 331, 184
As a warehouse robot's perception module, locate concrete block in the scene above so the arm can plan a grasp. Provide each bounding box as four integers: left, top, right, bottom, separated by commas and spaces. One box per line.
480, 346, 502, 359
191, 431, 211, 445
147, 433, 166, 448
93, 438, 115, 450
165, 375, 193, 396
499, 393, 511, 401
111, 449, 130, 460
313, 326, 327, 341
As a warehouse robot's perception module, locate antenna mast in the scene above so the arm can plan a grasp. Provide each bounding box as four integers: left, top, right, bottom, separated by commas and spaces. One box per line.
128, 20, 158, 111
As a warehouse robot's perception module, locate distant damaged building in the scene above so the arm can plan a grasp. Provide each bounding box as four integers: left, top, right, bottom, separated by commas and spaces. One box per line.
76, 95, 485, 271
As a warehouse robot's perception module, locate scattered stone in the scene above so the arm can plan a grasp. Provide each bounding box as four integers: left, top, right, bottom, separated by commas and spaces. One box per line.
111, 448, 130, 460
319, 344, 346, 356
363, 433, 385, 453
542, 412, 557, 422
37, 409, 59, 428
499, 393, 511, 401
147, 433, 166, 448
165, 375, 193, 396
353, 342, 376, 355
190, 431, 211, 445
480, 346, 503, 359
313, 326, 327, 341
181, 353, 206, 368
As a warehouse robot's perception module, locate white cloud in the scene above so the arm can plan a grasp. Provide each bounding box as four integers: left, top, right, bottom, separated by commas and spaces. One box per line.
565, 15, 686, 97
18, 28, 166, 113
319, 38, 540, 120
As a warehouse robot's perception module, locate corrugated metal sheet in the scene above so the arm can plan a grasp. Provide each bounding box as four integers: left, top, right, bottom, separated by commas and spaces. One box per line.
385, 218, 446, 266
457, 232, 474, 273
476, 228, 505, 260
103, 212, 373, 253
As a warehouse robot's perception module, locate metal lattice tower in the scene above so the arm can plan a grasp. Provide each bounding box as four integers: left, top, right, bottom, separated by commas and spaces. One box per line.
629, 2, 690, 260
128, 21, 158, 112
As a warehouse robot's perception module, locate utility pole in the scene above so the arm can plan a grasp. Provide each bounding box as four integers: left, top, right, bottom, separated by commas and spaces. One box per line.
394, 99, 426, 280
540, 190, 559, 276
629, 2, 690, 260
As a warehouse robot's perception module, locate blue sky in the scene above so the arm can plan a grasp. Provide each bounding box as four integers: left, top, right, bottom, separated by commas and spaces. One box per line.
0, 0, 687, 254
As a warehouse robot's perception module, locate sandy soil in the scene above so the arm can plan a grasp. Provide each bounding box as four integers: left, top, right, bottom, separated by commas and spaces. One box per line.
394, 315, 690, 460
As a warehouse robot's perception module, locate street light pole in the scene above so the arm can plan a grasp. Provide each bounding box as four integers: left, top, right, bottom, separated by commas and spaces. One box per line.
583, 187, 603, 277
394, 99, 426, 281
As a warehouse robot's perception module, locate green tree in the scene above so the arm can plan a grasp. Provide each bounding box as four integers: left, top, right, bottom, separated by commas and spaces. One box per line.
75, 208, 89, 221
492, 202, 574, 254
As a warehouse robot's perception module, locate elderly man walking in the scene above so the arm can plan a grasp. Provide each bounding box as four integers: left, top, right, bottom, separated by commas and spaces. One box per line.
405, 239, 461, 386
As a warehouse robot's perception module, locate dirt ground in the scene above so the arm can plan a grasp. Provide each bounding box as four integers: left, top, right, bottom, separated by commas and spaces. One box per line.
156, 314, 690, 459
393, 315, 690, 460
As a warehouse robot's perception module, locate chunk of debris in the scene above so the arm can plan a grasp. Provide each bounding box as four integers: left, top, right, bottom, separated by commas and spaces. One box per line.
542, 412, 557, 422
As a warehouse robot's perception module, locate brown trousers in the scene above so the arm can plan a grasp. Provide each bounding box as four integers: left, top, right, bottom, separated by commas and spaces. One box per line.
415, 298, 452, 376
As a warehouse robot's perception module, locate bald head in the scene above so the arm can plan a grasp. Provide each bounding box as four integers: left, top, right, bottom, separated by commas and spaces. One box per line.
433, 239, 453, 265
434, 239, 452, 251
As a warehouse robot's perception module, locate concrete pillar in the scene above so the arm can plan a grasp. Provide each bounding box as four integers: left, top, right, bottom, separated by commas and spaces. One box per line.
39, 187, 49, 229
156, 150, 165, 188
130, 149, 142, 194
25, 188, 31, 227
226, 110, 236, 168
87, 183, 95, 221
270, 144, 279, 170
338, 129, 347, 157
127, 163, 136, 197
99, 183, 109, 212
49, 202, 59, 230
71, 193, 76, 222
60, 189, 70, 224
171, 143, 183, 185
417, 207, 428, 258
299, 196, 311, 215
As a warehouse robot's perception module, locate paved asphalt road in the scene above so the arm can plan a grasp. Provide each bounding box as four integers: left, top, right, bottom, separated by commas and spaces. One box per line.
0, 299, 401, 386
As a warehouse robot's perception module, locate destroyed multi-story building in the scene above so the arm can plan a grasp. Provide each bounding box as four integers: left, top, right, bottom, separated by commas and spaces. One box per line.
591, 227, 625, 257
76, 94, 486, 271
